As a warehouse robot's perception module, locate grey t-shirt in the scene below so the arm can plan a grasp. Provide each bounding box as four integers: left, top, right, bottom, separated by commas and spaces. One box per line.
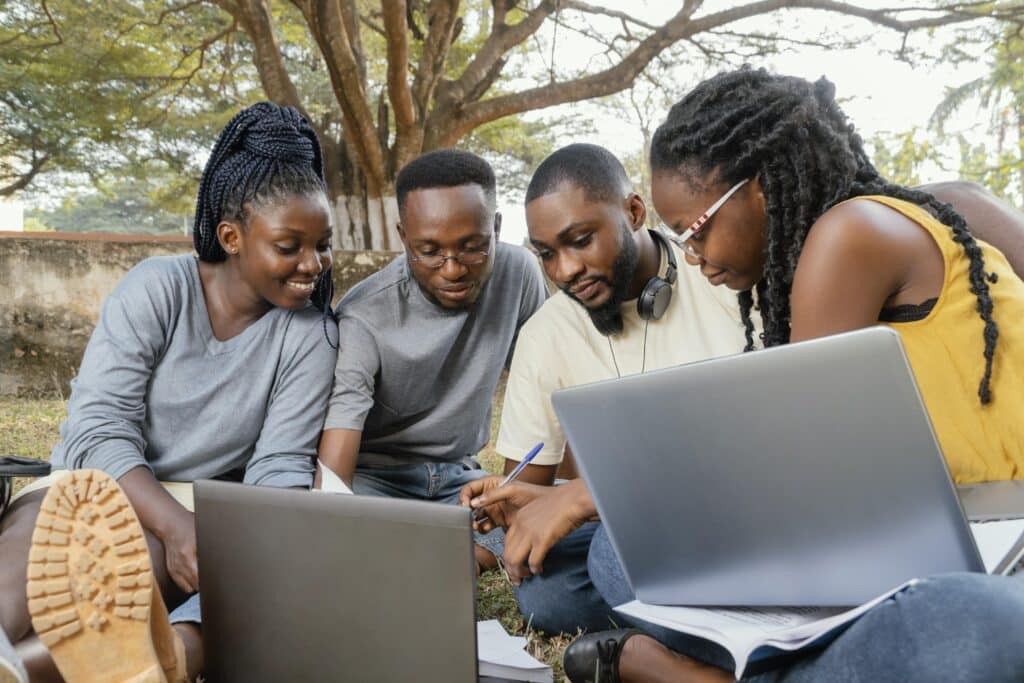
324, 242, 547, 466
50, 254, 336, 488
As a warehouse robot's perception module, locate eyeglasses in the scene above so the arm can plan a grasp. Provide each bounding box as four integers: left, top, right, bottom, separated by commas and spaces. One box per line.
407, 243, 492, 269
660, 178, 749, 259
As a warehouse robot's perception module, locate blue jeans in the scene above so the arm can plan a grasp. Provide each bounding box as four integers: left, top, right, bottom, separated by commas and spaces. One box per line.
169, 593, 201, 625
512, 522, 622, 635
587, 523, 1024, 681
353, 460, 505, 556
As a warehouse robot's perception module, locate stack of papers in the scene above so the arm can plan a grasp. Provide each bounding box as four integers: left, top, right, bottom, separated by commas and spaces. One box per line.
477, 620, 552, 683
616, 582, 911, 680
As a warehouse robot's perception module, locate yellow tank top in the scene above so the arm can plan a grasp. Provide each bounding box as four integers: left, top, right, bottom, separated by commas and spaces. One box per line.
854, 196, 1024, 483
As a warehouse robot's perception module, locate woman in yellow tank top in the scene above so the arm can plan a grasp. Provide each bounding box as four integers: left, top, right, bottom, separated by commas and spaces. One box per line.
552, 67, 1024, 683
647, 68, 1024, 486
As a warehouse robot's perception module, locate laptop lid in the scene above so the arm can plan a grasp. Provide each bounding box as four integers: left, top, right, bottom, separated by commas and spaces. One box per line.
552, 326, 983, 607
195, 481, 478, 682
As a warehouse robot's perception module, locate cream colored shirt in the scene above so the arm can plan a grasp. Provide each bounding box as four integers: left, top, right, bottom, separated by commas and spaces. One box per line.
496, 241, 760, 466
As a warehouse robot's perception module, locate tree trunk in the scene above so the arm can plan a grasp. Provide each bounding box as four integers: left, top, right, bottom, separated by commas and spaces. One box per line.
329, 190, 400, 252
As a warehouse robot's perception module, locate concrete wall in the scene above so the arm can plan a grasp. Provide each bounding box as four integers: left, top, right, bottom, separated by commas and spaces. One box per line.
0, 232, 395, 398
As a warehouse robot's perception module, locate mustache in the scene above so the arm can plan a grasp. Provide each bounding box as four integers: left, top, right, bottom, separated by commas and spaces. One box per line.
563, 274, 610, 296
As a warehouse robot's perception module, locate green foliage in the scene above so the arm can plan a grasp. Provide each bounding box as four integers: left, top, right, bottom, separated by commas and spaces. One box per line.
22, 216, 52, 232
0, 0, 262, 208
869, 128, 942, 188
28, 175, 189, 234
930, 23, 1024, 205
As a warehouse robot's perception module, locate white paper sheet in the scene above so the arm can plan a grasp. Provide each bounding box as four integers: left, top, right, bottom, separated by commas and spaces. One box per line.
316, 464, 353, 495
970, 519, 1024, 574
477, 619, 552, 682
615, 580, 913, 679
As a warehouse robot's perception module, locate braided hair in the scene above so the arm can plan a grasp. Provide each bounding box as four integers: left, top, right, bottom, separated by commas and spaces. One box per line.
193, 101, 337, 344
650, 67, 1000, 404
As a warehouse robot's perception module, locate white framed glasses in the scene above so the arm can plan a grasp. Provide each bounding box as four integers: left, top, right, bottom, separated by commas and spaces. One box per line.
660, 178, 749, 259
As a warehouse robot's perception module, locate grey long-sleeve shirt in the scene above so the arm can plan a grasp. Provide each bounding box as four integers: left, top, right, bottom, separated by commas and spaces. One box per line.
324, 243, 547, 466
50, 254, 336, 488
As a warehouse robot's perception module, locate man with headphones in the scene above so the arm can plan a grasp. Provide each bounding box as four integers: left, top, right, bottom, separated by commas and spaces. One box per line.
479, 144, 758, 635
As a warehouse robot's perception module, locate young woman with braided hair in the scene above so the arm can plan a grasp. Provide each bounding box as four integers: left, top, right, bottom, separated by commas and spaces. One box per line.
646, 67, 1024, 484
551, 68, 1024, 682
0, 102, 337, 683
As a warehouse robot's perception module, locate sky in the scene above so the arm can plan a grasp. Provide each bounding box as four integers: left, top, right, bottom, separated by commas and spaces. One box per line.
495, 1, 992, 246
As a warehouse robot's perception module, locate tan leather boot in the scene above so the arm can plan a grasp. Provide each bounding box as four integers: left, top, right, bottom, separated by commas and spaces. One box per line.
26, 470, 180, 683
148, 584, 188, 683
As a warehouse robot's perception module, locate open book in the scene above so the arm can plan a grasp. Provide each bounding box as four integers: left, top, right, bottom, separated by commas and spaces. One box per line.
477, 620, 553, 683
616, 519, 1024, 680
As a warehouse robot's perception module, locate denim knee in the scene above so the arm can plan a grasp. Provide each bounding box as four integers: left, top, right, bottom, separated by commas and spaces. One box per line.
168, 593, 201, 625
811, 572, 1024, 683
512, 523, 615, 635
586, 523, 634, 608
899, 573, 1024, 677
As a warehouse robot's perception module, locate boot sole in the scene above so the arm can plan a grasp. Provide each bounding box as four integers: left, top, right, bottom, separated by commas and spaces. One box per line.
26, 470, 165, 683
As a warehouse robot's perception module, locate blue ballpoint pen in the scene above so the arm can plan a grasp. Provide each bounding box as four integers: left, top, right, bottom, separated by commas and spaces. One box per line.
498, 441, 545, 486
473, 442, 544, 521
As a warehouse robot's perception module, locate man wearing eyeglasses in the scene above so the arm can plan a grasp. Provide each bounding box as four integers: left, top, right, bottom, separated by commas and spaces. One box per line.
316, 150, 547, 570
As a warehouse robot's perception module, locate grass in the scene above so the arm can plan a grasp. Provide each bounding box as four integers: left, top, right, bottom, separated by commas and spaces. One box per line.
0, 394, 575, 679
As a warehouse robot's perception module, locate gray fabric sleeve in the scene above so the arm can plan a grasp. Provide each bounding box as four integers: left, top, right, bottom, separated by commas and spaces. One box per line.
243, 322, 336, 488
56, 278, 169, 480
322, 314, 380, 431
509, 253, 548, 368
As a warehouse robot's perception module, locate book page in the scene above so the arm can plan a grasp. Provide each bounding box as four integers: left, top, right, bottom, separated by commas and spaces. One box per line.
476, 620, 552, 683
970, 519, 1024, 574
616, 580, 914, 679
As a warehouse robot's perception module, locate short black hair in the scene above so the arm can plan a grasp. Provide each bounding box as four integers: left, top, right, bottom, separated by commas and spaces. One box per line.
395, 149, 496, 215
525, 143, 631, 206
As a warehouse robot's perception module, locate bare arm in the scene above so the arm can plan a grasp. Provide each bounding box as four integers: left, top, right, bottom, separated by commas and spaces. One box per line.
919, 181, 1024, 280
118, 466, 197, 593
316, 428, 363, 489
502, 457, 557, 486
790, 200, 931, 342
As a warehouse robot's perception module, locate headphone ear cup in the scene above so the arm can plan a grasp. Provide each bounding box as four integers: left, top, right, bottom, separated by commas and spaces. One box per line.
637, 277, 673, 320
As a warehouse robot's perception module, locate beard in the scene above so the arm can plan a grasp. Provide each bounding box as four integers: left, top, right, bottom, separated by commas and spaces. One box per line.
564, 225, 639, 336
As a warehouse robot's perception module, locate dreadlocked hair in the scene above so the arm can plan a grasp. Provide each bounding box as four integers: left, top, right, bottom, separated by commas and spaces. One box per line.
651, 66, 999, 404
193, 101, 337, 346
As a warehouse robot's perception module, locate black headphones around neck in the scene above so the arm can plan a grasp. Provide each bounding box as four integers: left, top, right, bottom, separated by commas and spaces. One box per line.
636, 229, 677, 321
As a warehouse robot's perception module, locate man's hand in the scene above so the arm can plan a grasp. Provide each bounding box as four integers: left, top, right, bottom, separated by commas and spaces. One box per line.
158, 506, 199, 594
459, 476, 547, 532
462, 478, 597, 585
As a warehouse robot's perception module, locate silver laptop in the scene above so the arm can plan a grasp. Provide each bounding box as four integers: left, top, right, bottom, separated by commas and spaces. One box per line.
552, 326, 985, 607
195, 481, 478, 682
958, 480, 1024, 521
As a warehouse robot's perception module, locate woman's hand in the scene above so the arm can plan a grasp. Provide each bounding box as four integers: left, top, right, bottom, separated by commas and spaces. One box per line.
157, 506, 199, 594
117, 467, 199, 594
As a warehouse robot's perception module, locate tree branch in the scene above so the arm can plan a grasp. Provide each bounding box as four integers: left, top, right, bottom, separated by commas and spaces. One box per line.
293, 0, 387, 195
562, 0, 658, 31
0, 150, 51, 197
411, 0, 460, 114
381, 0, 418, 144
439, 0, 1006, 144
217, 0, 305, 111
437, 0, 558, 113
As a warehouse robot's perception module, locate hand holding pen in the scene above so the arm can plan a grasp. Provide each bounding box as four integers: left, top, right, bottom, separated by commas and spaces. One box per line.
462, 442, 544, 528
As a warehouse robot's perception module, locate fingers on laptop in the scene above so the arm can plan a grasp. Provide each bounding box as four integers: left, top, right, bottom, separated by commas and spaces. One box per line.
26, 470, 186, 683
